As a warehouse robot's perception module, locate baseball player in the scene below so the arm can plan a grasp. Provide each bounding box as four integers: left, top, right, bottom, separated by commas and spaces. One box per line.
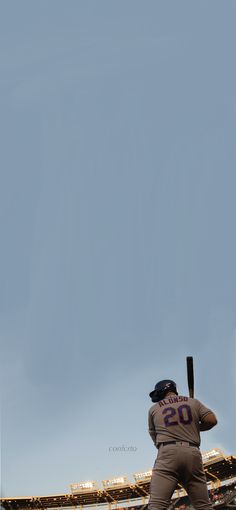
148, 380, 217, 510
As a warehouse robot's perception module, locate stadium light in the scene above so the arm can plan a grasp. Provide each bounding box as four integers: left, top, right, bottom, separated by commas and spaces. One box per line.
102, 476, 130, 488
133, 470, 152, 483
70, 481, 98, 494
202, 449, 224, 464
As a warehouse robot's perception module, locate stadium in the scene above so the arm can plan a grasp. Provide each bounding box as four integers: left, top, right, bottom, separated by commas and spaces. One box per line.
1, 449, 235, 510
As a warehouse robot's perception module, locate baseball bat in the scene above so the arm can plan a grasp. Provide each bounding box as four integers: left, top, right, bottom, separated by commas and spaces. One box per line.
186, 356, 194, 398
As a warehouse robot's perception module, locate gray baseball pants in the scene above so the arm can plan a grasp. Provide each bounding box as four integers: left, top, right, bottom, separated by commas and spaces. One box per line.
148, 443, 213, 510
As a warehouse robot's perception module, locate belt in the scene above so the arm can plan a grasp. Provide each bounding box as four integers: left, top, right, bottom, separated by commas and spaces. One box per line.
157, 441, 199, 448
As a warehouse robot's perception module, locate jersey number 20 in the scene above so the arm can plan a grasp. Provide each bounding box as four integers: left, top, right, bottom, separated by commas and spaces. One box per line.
163, 405, 193, 426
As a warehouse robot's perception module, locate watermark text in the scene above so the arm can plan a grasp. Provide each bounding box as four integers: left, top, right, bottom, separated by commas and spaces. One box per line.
108, 445, 137, 452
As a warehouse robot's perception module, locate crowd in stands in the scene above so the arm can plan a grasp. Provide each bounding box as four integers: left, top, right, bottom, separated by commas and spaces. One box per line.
116, 482, 236, 510
173, 482, 236, 510
209, 482, 236, 507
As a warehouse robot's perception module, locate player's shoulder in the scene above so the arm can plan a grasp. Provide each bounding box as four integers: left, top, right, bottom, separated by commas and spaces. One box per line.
187, 397, 210, 413
148, 403, 159, 414
189, 397, 203, 406
181, 396, 201, 406
172, 395, 204, 409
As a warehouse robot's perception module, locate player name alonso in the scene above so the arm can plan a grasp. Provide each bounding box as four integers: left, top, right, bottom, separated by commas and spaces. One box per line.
158, 396, 189, 407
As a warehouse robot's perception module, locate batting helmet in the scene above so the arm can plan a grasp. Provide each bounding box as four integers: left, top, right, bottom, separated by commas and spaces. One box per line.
149, 380, 178, 402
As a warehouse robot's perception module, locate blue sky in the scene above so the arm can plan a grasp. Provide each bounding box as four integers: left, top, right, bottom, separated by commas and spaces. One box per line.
1, 0, 236, 498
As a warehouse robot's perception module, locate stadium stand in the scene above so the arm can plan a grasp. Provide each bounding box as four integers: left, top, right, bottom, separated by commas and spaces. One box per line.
1, 450, 235, 510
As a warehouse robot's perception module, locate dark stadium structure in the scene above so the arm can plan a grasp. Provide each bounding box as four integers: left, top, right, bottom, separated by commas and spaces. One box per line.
1, 450, 235, 510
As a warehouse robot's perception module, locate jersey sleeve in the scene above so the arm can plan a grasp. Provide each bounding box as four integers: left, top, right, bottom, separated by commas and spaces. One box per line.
148, 408, 157, 447
195, 399, 213, 421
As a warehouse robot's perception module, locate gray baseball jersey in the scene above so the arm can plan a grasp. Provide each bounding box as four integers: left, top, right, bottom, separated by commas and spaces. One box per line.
148, 395, 213, 447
